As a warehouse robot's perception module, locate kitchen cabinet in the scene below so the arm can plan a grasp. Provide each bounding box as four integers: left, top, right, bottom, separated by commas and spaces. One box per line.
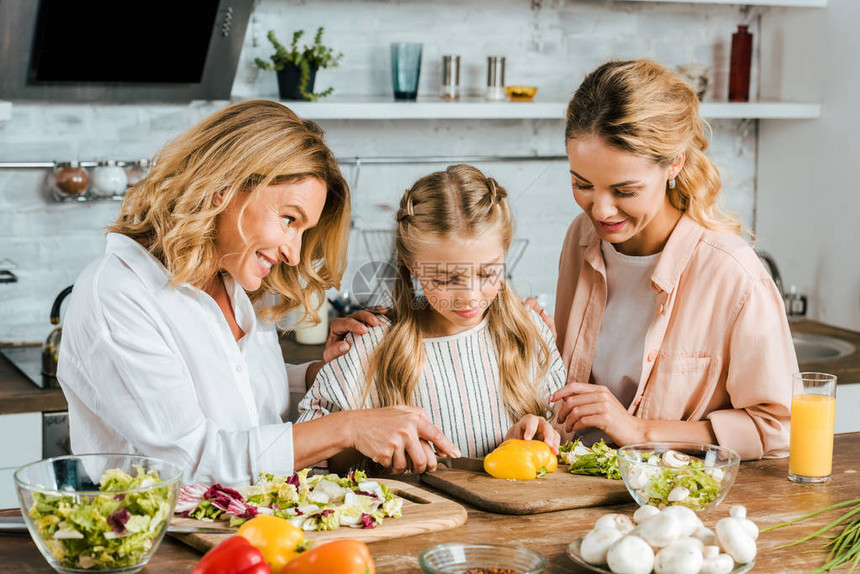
0, 412, 41, 509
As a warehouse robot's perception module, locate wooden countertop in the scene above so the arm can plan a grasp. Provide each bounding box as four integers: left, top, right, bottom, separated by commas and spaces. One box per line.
791, 319, 860, 384
0, 344, 66, 415
1, 432, 859, 573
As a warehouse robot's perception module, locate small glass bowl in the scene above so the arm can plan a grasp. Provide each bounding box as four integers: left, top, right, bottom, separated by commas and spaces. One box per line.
616, 442, 740, 514
419, 542, 547, 574
15, 454, 183, 573
506, 85, 538, 101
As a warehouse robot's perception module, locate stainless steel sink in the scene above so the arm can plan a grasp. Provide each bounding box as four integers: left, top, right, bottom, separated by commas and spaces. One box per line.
793, 332, 857, 362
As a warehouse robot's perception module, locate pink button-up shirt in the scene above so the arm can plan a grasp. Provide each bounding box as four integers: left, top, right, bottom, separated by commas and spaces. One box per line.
555, 213, 797, 460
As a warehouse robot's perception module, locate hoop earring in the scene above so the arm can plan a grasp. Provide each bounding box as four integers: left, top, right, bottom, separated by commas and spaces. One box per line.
667, 178, 676, 190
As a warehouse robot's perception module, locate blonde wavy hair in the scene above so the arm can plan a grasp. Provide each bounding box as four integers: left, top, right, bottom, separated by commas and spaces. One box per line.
365, 165, 551, 422
109, 100, 350, 322
565, 59, 742, 235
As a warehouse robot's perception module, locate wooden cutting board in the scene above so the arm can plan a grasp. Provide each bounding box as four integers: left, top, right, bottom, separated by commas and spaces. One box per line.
170, 478, 467, 554
420, 461, 631, 515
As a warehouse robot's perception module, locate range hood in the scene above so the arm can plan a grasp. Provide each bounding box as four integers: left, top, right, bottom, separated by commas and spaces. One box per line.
0, 0, 254, 103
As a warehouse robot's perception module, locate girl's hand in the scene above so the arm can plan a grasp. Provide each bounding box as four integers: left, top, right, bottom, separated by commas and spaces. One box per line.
522, 297, 557, 339
505, 414, 561, 455
322, 306, 388, 363
550, 382, 645, 446
350, 406, 459, 474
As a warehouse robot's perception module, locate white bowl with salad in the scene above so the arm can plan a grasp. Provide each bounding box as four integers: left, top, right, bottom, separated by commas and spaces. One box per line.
616, 442, 740, 513
14, 453, 182, 573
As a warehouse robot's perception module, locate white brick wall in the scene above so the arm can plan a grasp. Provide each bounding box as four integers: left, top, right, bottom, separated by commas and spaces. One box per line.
0, 0, 760, 342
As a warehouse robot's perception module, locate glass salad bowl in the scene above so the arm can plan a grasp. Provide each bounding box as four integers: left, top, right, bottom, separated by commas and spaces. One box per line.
616, 442, 740, 513
419, 542, 547, 574
14, 454, 183, 573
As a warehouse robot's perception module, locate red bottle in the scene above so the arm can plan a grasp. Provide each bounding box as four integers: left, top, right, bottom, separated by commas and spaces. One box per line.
729, 25, 753, 102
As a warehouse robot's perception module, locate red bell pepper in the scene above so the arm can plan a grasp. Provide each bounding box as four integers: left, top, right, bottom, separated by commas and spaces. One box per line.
192, 535, 272, 574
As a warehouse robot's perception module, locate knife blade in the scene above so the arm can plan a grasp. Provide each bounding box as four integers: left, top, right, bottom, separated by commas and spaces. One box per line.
0, 516, 235, 535
436, 456, 486, 473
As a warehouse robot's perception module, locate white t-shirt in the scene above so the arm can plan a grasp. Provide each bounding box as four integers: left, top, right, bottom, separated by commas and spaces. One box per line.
591, 241, 660, 408
58, 233, 308, 485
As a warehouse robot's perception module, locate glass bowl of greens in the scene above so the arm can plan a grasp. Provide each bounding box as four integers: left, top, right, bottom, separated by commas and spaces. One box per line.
14, 454, 182, 573
616, 442, 740, 513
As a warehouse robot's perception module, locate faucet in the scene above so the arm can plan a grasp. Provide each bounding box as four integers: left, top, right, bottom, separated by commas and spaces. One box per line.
755, 250, 784, 301
756, 250, 807, 319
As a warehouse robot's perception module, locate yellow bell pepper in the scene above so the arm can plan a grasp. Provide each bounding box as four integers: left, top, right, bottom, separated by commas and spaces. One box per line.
237, 515, 305, 571
483, 439, 558, 480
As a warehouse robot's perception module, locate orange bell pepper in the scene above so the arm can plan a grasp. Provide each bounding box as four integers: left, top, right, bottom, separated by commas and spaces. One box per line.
280, 540, 375, 574
483, 439, 558, 480
191, 535, 271, 574
237, 515, 305, 572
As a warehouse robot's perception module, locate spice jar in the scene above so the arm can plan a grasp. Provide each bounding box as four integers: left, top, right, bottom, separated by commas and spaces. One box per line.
92, 160, 128, 198
125, 158, 151, 188
52, 161, 89, 199
441, 55, 461, 101
486, 56, 507, 101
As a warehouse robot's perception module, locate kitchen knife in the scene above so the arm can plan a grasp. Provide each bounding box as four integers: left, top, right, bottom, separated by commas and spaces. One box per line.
436, 456, 486, 473
0, 516, 235, 535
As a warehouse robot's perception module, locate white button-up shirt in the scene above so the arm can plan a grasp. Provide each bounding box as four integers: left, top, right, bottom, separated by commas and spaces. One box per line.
58, 234, 307, 485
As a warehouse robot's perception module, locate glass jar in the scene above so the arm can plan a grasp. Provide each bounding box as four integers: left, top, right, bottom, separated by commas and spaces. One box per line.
125, 158, 151, 189
92, 160, 128, 198
52, 161, 89, 199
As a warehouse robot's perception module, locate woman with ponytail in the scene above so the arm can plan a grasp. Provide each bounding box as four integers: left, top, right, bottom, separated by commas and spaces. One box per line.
298, 165, 567, 470
550, 60, 797, 460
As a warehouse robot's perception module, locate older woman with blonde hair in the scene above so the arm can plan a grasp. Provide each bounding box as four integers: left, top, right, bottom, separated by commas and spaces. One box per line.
58, 100, 457, 484
550, 60, 797, 460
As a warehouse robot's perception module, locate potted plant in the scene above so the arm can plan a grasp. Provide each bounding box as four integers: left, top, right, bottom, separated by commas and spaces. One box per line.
254, 27, 343, 101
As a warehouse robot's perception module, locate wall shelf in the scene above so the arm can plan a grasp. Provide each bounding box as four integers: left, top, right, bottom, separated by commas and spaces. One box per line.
619, 0, 826, 7
274, 98, 821, 121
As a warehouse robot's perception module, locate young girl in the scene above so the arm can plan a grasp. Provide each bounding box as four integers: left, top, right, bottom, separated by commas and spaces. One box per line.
297, 165, 567, 471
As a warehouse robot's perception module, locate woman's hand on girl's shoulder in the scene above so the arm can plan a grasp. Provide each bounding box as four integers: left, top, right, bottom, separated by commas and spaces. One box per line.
322, 306, 389, 363
522, 297, 557, 339
505, 414, 561, 455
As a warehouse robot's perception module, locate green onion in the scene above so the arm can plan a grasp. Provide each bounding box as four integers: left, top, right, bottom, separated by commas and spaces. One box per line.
763, 498, 860, 573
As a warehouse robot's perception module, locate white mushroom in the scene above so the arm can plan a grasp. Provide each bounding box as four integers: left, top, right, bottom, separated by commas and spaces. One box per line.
661, 506, 702, 537
716, 516, 757, 563
729, 505, 759, 540
606, 535, 655, 574
662, 450, 692, 468
595, 513, 635, 534
706, 467, 726, 482
667, 486, 690, 502
654, 538, 704, 574
580, 527, 623, 565
627, 463, 658, 490
700, 545, 735, 574
634, 504, 662, 524
693, 525, 717, 546
638, 512, 684, 548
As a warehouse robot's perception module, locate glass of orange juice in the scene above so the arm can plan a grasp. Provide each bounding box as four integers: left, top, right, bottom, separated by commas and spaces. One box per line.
789, 372, 837, 484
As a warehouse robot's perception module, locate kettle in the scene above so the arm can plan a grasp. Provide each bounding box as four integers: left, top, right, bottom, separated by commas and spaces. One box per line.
42, 285, 73, 389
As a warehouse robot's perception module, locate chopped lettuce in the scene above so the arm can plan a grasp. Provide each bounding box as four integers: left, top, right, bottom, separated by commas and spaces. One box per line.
642, 458, 722, 511
559, 439, 622, 480
27, 467, 171, 570
178, 468, 401, 532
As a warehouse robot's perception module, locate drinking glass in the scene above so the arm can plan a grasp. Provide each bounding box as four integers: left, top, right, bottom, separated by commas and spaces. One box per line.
390, 42, 422, 101
789, 372, 837, 484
